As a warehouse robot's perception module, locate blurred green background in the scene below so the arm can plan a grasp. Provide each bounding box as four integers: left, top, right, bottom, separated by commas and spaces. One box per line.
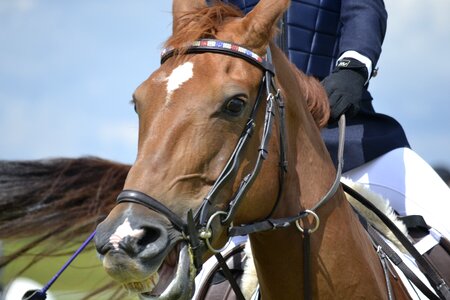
1, 240, 134, 299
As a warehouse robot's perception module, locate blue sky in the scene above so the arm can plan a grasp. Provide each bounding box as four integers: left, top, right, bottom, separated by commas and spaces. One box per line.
1, 0, 449, 169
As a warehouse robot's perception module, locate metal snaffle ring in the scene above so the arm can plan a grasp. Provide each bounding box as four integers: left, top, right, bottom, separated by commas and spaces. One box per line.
295, 209, 320, 234
200, 211, 232, 254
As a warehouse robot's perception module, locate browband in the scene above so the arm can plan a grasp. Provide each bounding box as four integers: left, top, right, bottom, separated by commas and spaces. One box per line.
161, 39, 274, 73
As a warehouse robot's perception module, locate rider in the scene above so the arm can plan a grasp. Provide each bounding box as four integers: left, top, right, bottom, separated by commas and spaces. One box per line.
220, 0, 450, 240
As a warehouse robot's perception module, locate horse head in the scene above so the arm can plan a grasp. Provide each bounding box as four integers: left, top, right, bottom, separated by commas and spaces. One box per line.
94, 0, 297, 298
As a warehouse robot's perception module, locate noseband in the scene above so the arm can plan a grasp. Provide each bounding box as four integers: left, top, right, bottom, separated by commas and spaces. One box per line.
117, 39, 288, 266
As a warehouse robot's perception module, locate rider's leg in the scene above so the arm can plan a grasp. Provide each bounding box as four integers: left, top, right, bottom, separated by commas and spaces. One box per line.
343, 147, 450, 239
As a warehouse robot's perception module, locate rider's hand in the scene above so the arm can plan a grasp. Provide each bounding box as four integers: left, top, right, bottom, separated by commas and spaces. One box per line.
321, 58, 368, 123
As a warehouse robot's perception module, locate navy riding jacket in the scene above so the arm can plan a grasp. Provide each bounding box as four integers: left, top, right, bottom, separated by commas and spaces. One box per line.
222, 0, 410, 172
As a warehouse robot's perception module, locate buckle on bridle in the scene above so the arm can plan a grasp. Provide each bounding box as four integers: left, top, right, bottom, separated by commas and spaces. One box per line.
199, 211, 233, 254
295, 209, 320, 234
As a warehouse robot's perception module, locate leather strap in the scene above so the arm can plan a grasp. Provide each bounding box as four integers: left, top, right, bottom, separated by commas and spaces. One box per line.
367, 224, 441, 300
161, 39, 275, 74
344, 183, 450, 299
400, 215, 429, 232
214, 252, 246, 300
117, 190, 186, 232
303, 231, 312, 300
195, 244, 246, 300
228, 116, 347, 237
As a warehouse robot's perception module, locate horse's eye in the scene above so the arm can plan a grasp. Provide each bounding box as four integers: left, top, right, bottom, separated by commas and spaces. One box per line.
224, 98, 245, 115
130, 96, 138, 114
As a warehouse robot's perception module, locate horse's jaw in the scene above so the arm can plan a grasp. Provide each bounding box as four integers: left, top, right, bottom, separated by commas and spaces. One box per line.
102, 243, 196, 300
139, 244, 196, 300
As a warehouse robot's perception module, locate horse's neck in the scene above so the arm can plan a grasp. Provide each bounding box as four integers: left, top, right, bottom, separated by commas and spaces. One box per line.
247, 47, 391, 299
271, 43, 339, 211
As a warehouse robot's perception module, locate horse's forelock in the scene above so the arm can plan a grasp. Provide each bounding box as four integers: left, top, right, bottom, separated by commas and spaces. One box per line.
166, 2, 244, 50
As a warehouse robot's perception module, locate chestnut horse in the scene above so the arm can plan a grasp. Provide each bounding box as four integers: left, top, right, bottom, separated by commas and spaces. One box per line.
92, 0, 411, 299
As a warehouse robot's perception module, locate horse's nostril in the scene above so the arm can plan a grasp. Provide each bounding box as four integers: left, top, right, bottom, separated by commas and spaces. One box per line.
100, 243, 113, 255
137, 226, 161, 247
95, 216, 169, 259
117, 225, 166, 257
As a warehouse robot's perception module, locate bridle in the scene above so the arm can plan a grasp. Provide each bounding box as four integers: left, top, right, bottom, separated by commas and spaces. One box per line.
117, 39, 288, 265
116, 39, 345, 300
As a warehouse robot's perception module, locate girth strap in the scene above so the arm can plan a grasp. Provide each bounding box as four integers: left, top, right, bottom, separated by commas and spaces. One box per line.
366, 223, 441, 300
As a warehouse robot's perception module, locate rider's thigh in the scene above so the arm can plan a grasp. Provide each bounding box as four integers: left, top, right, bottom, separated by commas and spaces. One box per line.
343, 147, 450, 239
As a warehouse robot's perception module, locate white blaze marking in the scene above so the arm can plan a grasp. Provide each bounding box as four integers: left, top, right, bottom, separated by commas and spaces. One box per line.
109, 218, 144, 250
165, 62, 194, 104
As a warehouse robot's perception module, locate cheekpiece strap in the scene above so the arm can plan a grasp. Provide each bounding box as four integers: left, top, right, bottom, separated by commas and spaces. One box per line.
161, 39, 274, 74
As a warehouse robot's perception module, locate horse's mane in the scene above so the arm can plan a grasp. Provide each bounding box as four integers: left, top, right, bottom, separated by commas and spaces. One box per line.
292, 66, 330, 128
0, 157, 130, 268
165, 2, 243, 49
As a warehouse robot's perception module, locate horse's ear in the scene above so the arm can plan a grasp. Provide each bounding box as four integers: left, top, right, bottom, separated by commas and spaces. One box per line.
240, 0, 290, 51
172, 0, 207, 33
